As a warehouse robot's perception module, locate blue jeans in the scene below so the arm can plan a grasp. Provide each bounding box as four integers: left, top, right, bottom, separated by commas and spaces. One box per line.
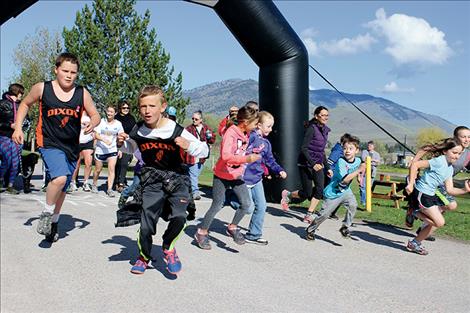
244, 181, 267, 240
122, 174, 140, 198
188, 163, 204, 195
359, 175, 375, 204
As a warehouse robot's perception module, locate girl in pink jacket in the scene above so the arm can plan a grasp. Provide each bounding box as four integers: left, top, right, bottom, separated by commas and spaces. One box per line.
194, 106, 260, 250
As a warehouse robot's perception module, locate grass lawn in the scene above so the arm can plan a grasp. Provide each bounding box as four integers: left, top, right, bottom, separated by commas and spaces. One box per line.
198, 165, 470, 242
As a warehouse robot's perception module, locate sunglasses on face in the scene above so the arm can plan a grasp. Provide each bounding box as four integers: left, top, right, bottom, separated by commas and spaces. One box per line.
192, 118, 200, 121
122, 107, 129, 110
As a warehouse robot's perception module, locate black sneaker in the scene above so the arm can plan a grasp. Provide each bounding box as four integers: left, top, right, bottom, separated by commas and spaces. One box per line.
45, 222, 59, 242
339, 225, 351, 238
405, 206, 415, 228
186, 211, 196, 221
306, 229, 316, 241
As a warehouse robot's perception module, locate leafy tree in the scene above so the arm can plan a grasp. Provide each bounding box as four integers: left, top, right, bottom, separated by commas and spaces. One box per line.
11, 27, 63, 145
62, 0, 189, 120
416, 127, 448, 148
372, 140, 387, 159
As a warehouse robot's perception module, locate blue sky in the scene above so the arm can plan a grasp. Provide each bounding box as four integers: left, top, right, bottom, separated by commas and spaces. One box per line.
1, 1, 469, 126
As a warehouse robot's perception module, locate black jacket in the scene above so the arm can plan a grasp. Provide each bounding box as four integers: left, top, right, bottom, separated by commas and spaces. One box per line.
0, 93, 16, 138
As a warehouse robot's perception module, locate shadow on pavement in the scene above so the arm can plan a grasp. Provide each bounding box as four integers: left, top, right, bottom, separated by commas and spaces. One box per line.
101, 235, 177, 280
280, 223, 342, 246
350, 230, 407, 252
266, 206, 304, 222
23, 214, 90, 248
359, 220, 415, 238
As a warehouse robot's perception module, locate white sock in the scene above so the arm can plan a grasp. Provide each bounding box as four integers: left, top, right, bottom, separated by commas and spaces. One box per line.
43, 203, 55, 214
83, 179, 88, 184
52, 214, 60, 223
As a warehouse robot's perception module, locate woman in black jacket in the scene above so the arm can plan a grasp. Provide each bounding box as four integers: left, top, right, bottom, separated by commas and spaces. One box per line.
114, 99, 136, 192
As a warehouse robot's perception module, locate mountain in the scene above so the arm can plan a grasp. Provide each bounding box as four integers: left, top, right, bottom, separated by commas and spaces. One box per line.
183, 79, 456, 144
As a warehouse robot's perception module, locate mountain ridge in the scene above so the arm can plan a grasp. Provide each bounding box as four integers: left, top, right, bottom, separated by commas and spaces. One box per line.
182, 79, 455, 144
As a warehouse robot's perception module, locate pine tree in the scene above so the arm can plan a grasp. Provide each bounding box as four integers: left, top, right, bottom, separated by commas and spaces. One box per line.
62, 0, 189, 119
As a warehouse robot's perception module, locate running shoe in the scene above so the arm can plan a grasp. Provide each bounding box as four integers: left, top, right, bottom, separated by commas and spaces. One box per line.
82, 183, 92, 192
45, 222, 59, 242
163, 248, 182, 274
406, 239, 428, 255
280, 189, 290, 211
303, 213, 314, 224
130, 258, 148, 274
37, 212, 52, 235
405, 206, 415, 228
244, 237, 268, 245
339, 225, 351, 238
194, 232, 212, 250
226, 227, 245, 245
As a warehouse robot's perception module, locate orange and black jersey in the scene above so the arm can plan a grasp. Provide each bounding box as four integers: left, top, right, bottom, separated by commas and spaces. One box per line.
129, 121, 186, 174
36, 81, 84, 161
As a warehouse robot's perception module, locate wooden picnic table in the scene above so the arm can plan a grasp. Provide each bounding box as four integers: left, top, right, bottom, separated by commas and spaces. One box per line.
371, 180, 406, 209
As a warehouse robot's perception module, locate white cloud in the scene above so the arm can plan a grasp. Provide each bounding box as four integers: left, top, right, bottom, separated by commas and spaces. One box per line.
300, 27, 376, 57
366, 8, 453, 65
380, 81, 415, 94
319, 33, 376, 55
300, 28, 320, 56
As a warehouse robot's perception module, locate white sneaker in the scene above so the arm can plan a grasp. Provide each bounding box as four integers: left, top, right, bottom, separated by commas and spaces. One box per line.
82, 183, 91, 192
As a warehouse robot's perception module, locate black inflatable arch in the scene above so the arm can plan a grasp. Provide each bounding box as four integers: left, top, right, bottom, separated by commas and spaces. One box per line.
189, 0, 309, 202
1, 0, 309, 202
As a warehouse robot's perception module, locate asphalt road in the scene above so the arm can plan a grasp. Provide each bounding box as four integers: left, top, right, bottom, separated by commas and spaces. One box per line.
1, 164, 469, 313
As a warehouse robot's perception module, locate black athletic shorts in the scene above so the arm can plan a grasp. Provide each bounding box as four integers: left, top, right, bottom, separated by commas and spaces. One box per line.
79, 140, 94, 152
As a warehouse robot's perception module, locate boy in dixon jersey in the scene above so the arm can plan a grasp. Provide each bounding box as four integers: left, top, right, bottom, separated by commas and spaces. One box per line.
12, 53, 100, 243
117, 85, 208, 275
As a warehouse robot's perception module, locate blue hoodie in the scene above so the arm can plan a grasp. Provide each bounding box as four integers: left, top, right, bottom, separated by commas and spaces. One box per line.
243, 130, 284, 185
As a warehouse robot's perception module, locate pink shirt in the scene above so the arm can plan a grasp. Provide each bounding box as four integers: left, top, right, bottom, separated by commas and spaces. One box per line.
213, 125, 250, 180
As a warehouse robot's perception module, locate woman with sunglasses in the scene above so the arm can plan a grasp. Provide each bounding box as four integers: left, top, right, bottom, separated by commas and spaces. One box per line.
114, 100, 136, 192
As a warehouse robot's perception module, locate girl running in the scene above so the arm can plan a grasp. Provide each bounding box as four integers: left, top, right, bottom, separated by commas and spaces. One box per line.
405, 138, 470, 255
194, 106, 260, 250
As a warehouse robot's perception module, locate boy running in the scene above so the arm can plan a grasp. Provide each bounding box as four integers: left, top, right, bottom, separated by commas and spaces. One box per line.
117, 85, 208, 275
306, 135, 365, 240
12, 52, 100, 243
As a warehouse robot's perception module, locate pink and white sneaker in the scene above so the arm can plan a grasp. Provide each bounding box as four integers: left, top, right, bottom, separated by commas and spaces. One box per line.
280, 189, 290, 211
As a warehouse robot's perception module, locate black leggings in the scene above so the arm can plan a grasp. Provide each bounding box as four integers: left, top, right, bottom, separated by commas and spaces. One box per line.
114, 153, 133, 185
297, 166, 325, 201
